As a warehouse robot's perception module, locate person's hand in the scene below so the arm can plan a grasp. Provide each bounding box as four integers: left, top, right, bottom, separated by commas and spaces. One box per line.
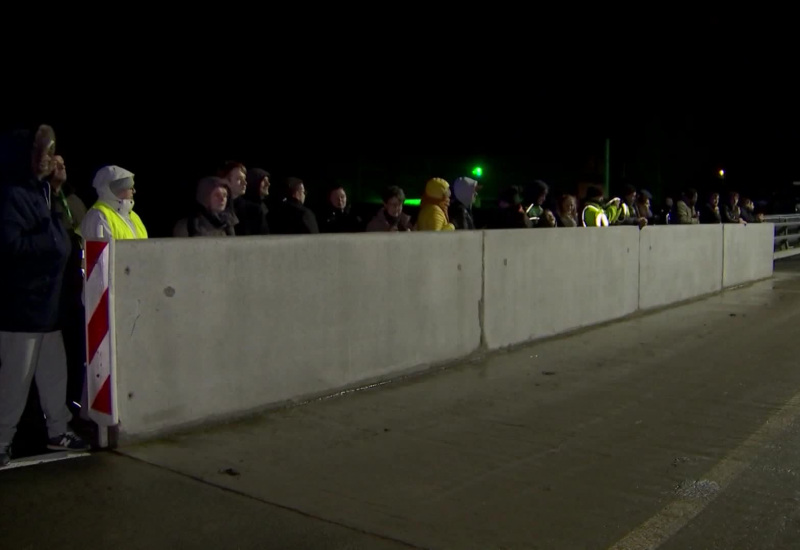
389, 226, 398, 232
51, 155, 67, 190
638, 217, 648, 229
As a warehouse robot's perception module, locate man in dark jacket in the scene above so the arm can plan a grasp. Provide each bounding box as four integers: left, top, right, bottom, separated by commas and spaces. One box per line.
237, 167, 271, 236
319, 185, 362, 233
700, 192, 722, 224
0, 125, 89, 466
218, 161, 249, 235
523, 180, 549, 223
489, 186, 532, 229
271, 177, 319, 234
449, 176, 480, 230
50, 155, 89, 416
619, 184, 649, 228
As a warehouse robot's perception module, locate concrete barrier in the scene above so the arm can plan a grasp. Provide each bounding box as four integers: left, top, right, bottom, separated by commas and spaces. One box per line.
112, 233, 483, 438
638, 225, 724, 310
482, 228, 640, 349
723, 223, 775, 288
107, 223, 775, 440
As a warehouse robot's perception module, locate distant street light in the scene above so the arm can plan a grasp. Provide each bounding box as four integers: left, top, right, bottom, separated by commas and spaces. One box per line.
719, 169, 725, 178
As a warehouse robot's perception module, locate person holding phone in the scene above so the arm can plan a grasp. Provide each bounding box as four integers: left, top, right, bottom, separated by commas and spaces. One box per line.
367, 186, 413, 232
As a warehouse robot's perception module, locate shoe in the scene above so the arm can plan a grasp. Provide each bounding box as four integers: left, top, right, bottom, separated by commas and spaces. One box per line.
0, 446, 9, 467
47, 432, 90, 452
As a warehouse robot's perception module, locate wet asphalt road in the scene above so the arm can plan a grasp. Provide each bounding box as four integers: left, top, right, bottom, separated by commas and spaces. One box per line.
3, 261, 800, 549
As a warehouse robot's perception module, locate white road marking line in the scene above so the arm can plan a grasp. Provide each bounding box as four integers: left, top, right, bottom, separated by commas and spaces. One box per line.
1, 451, 91, 471
608, 391, 800, 550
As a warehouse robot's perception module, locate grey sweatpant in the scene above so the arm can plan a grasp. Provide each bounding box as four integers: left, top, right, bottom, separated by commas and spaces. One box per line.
0, 331, 72, 447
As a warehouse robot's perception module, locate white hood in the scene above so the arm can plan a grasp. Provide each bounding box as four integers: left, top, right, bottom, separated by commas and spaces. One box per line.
93, 165, 135, 216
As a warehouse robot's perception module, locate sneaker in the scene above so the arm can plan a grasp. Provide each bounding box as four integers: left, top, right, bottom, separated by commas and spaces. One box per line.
47, 432, 90, 452
0, 446, 9, 467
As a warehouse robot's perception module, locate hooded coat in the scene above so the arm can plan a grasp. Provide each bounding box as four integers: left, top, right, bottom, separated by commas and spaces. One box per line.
81, 165, 148, 240
417, 178, 455, 231
234, 168, 270, 235
174, 177, 238, 237
0, 126, 71, 332
449, 177, 479, 230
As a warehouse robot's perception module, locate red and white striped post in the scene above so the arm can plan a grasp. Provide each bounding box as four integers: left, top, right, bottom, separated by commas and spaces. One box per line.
84, 237, 118, 447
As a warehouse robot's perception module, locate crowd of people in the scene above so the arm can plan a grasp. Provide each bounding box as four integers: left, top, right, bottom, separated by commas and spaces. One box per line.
0, 123, 765, 466
66, 159, 768, 242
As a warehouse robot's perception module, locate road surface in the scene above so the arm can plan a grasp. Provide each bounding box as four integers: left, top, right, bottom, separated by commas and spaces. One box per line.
3, 261, 800, 549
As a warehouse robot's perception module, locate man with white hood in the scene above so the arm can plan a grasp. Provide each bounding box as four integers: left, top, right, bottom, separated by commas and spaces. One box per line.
81, 165, 148, 240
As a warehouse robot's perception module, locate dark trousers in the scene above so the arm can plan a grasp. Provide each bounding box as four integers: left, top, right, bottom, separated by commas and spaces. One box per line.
61, 305, 86, 414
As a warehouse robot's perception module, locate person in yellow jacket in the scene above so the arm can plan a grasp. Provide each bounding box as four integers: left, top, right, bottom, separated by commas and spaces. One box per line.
416, 178, 455, 231
81, 165, 148, 240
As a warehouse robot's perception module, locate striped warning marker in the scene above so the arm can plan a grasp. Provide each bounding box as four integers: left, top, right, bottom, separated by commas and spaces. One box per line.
84, 239, 118, 430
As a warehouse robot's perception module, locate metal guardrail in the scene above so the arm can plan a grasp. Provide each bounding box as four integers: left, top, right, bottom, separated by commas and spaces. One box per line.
765, 214, 800, 260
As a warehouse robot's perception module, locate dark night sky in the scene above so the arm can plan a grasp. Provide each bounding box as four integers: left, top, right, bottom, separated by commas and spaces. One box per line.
4, 12, 797, 234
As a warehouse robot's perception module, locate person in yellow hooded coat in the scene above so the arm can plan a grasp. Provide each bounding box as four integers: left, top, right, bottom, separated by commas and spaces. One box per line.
416, 178, 456, 231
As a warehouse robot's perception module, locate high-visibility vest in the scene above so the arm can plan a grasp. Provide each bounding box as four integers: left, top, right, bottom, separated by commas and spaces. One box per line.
614, 201, 631, 224
582, 204, 609, 227
91, 201, 149, 240
605, 199, 628, 225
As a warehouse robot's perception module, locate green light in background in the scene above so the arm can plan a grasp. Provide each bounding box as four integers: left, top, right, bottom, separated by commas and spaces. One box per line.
404, 198, 421, 206
471, 166, 483, 178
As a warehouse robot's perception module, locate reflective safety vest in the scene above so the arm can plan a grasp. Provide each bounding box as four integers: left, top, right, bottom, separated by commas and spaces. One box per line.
92, 201, 149, 240
615, 201, 631, 224
605, 198, 627, 225
582, 204, 609, 227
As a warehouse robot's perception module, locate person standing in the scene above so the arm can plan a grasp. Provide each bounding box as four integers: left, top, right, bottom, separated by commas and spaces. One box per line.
0, 125, 89, 466
417, 178, 455, 231
81, 165, 148, 240
50, 155, 89, 416
450, 177, 480, 230
319, 185, 363, 233
367, 186, 413, 232
173, 177, 238, 237
271, 178, 319, 234
236, 168, 270, 235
